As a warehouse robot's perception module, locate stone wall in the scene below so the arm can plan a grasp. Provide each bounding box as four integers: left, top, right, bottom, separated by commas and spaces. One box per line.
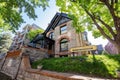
0, 54, 106, 80
1, 57, 21, 79
50, 20, 89, 56
17, 56, 82, 80
0, 58, 5, 69
22, 47, 47, 62
0, 47, 48, 79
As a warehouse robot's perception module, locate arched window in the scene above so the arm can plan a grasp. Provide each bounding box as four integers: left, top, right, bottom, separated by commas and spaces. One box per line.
49, 32, 54, 40
60, 39, 68, 51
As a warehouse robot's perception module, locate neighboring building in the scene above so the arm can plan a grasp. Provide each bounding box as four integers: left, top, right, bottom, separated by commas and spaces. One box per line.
9, 24, 41, 51
29, 13, 90, 57
97, 45, 103, 54
105, 42, 118, 54
92, 45, 103, 54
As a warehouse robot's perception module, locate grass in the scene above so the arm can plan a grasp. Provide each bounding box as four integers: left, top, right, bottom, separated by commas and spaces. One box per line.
32, 54, 120, 78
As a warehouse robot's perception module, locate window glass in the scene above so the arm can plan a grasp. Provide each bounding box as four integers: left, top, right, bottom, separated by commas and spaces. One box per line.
82, 33, 87, 41
60, 25, 67, 34
82, 32, 87, 41
60, 39, 68, 51
49, 32, 54, 40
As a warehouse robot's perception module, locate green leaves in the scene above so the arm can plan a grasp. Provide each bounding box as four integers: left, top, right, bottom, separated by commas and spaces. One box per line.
92, 29, 101, 38
0, 0, 49, 32
32, 54, 120, 78
56, 0, 118, 40
27, 29, 44, 40
0, 32, 12, 53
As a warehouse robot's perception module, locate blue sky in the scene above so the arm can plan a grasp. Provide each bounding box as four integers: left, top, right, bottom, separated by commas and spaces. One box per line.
21, 0, 108, 47
21, 0, 59, 30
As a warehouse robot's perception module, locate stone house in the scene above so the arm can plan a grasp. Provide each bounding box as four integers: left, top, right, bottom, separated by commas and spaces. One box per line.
29, 13, 90, 57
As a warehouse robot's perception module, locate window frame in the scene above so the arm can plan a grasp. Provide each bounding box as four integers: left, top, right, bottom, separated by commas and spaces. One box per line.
60, 38, 68, 52
60, 25, 67, 34
48, 32, 54, 40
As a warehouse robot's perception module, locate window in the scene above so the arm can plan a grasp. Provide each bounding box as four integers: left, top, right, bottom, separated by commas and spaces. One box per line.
49, 32, 54, 40
60, 25, 67, 34
60, 39, 68, 51
82, 32, 88, 41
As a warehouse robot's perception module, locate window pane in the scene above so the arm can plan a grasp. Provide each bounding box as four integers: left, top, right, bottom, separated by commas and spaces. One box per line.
49, 32, 54, 40
82, 34, 87, 41
60, 39, 68, 51
61, 43, 68, 51
60, 25, 67, 34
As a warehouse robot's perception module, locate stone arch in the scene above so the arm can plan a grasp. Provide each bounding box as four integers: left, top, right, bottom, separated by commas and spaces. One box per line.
57, 35, 70, 44
46, 30, 54, 37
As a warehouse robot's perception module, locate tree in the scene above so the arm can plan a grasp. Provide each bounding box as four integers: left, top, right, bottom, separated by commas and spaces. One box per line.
0, 0, 49, 32
0, 33, 12, 53
56, 0, 120, 53
27, 29, 44, 40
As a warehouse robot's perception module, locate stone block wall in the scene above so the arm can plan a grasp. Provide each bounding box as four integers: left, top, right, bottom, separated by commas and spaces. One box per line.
17, 56, 61, 80
22, 47, 47, 62
1, 57, 21, 79
16, 56, 84, 80
54, 21, 84, 56
0, 59, 5, 69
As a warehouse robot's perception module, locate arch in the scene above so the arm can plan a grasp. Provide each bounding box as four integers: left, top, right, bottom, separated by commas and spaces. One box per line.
46, 30, 54, 37
46, 30, 54, 40
57, 35, 70, 44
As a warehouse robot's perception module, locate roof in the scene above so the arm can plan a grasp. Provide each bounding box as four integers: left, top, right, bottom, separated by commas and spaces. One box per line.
30, 34, 54, 43
43, 13, 71, 35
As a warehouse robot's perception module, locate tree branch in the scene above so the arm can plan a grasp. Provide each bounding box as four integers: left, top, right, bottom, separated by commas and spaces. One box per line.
97, 17, 116, 39
111, 0, 114, 7
100, 0, 119, 32
84, 8, 114, 42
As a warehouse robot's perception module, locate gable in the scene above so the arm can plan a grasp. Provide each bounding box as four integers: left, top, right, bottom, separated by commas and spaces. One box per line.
44, 13, 71, 35
57, 17, 71, 26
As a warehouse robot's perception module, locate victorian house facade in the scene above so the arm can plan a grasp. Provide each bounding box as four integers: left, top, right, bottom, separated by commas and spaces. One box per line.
29, 13, 89, 57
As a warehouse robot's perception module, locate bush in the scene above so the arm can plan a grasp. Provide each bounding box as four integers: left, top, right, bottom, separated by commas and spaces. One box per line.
32, 54, 120, 78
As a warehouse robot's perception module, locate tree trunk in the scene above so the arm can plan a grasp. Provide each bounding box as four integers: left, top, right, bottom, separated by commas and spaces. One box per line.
115, 44, 120, 54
